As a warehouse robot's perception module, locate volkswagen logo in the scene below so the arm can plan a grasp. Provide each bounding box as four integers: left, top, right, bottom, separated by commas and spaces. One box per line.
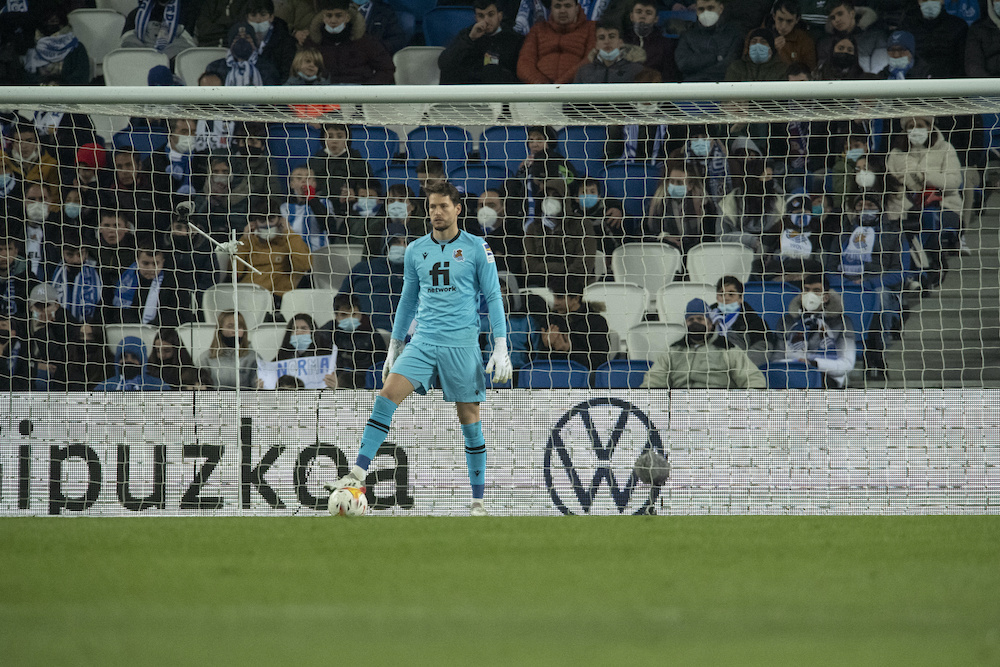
544, 398, 666, 515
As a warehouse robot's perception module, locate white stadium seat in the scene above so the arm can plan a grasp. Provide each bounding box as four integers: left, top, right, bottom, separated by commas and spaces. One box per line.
625, 322, 686, 363
686, 242, 756, 287
202, 284, 273, 331
656, 283, 717, 326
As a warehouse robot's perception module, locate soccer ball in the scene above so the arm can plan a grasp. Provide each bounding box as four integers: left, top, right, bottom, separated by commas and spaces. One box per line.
329, 487, 369, 517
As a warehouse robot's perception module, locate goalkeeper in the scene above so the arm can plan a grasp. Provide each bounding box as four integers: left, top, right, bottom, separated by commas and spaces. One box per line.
326, 181, 512, 515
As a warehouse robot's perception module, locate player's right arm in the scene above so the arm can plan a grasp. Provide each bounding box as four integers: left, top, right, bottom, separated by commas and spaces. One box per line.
384, 245, 420, 379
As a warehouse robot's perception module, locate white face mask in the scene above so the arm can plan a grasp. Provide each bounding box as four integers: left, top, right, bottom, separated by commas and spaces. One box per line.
995, 1, 1000, 17
386, 201, 408, 221
387, 245, 406, 264
355, 197, 378, 217
211, 173, 231, 185
477, 206, 499, 230
920, 0, 942, 19
540, 196, 562, 217
800, 291, 824, 312
717, 301, 740, 314
907, 127, 929, 146
325, 22, 346, 34
249, 20, 271, 33
63, 202, 82, 219
855, 169, 876, 189
26, 201, 49, 223
698, 10, 720, 27
256, 225, 278, 241
173, 134, 196, 154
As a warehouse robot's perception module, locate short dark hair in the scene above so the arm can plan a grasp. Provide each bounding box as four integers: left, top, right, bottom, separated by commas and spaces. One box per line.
323, 123, 350, 137
828, 0, 854, 14
771, 0, 801, 17
277, 375, 305, 389
318, 0, 350, 11
631, 0, 657, 10
387, 183, 414, 199
246, 0, 275, 14
424, 180, 461, 205
472, 0, 499, 11
136, 238, 163, 258
786, 62, 812, 79
596, 19, 620, 33
417, 158, 446, 177
715, 275, 744, 294
334, 293, 361, 311
803, 273, 828, 290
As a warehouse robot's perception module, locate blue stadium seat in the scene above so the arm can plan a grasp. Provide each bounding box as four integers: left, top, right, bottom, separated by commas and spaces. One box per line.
481, 125, 530, 175
350, 125, 400, 174
395, 9, 416, 47
269, 123, 320, 177
601, 163, 661, 218
113, 123, 167, 159
407, 126, 472, 174
381, 162, 422, 196
422, 7, 475, 47
387, 0, 437, 20
516, 361, 591, 388
593, 359, 652, 389
365, 362, 385, 390
448, 163, 508, 197
743, 281, 800, 333
557, 125, 607, 177
839, 286, 879, 345
761, 362, 824, 389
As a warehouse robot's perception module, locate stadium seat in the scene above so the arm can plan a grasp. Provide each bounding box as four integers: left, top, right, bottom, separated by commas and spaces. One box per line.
519, 285, 555, 307
381, 162, 423, 197
656, 283, 716, 326
202, 284, 274, 331
481, 125, 530, 175
102, 48, 169, 86
839, 286, 879, 346
557, 126, 608, 177
448, 163, 507, 197
269, 123, 320, 178
311, 244, 365, 290
407, 126, 471, 173
365, 362, 385, 389
593, 359, 653, 389
279, 288, 339, 326
350, 125, 400, 174
176, 322, 217, 365
104, 323, 158, 357
96, 0, 138, 14
68, 9, 125, 80
516, 361, 591, 388
742, 281, 799, 333
90, 113, 130, 145
625, 322, 686, 362
582, 282, 648, 351
422, 7, 476, 47
395, 9, 416, 48
174, 47, 228, 86
687, 242, 755, 286
250, 323, 287, 363
392, 46, 444, 85
387, 0, 437, 20
610, 243, 682, 301
112, 120, 167, 158
600, 163, 661, 218
761, 362, 824, 389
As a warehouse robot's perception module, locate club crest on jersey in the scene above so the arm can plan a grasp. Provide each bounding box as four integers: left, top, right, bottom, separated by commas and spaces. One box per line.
453, 248, 465, 262
482, 242, 495, 264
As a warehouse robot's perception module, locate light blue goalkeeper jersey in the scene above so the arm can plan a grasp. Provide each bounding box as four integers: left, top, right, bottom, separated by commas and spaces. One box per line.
390, 230, 507, 347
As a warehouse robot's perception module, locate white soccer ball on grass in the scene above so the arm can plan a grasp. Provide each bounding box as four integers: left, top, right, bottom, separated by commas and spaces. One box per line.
329, 487, 369, 517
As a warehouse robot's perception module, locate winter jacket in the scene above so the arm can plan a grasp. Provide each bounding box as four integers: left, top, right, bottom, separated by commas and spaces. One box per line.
0, 256, 34, 332
774, 27, 816, 69
1, 149, 59, 188
641, 333, 767, 389
828, 215, 905, 286
522, 216, 597, 282
307, 147, 374, 198
275, 0, 316, 34
338, 257, 405, 332
439, 25, 524, 84
235, 229, 312, 295
901, 6, 968, 78
708, 302, 771, 368
965, 5, 1000, 77
361, 0, 409, 54
674, 14, 744, 82
196, 0, 251, 47
94, 336, 172, 391
772, 290, 856, 388
817, 25, 888, 74
201, 346, 260, 390
573, 43, 647, 83
724, 54, 789, 81
517, 11, 596, 84
884, 126, 963, 219
622, 23, 679, 82
304, 8, 394, 85
718, 189, 783, 252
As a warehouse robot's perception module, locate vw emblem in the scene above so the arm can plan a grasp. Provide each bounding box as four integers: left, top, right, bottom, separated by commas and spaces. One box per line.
544, 398, 666, 515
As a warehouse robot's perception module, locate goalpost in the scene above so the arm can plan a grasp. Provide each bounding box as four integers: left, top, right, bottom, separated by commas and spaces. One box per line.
0, 80, 997, 517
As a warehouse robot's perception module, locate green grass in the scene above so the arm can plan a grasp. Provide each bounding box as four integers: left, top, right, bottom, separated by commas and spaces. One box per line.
1, 517, 998, 666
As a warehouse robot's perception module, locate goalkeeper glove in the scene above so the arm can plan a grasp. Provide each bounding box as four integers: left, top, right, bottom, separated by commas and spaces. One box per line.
485, 338, 513, 384
382, 339, 405, 382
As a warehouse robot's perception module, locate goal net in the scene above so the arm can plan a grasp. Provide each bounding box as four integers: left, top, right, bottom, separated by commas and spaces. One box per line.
0, 81, 997, 517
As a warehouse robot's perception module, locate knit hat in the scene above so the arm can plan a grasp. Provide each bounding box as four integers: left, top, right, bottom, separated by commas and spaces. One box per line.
76, 142, 108, 169
685, 298, 709, 319
887, 30, 916, 55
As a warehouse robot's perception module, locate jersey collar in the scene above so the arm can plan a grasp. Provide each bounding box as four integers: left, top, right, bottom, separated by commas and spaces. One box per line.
432, 230, 462, 246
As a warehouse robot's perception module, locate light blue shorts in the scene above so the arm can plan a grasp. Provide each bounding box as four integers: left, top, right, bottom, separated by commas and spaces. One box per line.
390, 340, 486, 403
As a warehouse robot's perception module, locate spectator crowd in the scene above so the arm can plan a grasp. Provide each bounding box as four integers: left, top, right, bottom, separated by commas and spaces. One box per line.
0, 0, 995, 390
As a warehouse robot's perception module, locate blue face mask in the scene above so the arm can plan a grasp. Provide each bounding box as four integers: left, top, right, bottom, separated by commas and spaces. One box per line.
748, 43, 770, 64
337, 316, 361, 332
599, 47, 621, 62
0, 173, 14, 190
717, 301, 740, 314
578, 193, 599, 210
64, 202, 82, 219
387, 245, 406, 264
667, 183, 687, 199
355, 198, 378, 216
888, 55, 911, 71
811, 203, 824, 216
298, 71, 318, 82
290, 334, 312, 351
845, 147, 864, 162
790, 212, 812, 227
689, 138, 710, 157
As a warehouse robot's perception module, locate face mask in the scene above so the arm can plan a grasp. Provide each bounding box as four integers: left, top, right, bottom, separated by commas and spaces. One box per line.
908, 127, 929, 146
632, 21, 654, 38
811, 203, 824, 216
325, 22, 346, 34
855, 169, 876, 188
748, 43, 770, 64
249, 20, 271, 32
231, 39, 255, 61
888, 55, 910, 71
698, 10, 720, 27
26, 201, 48, 223
667, 183, 687, 199
578, 193, 599, 210
599, 48, 621, 62
717, 301, 740, 314
221, 333, 238, 348
800, 291, 824, 312
846, 147, 864, 162
337, 316, 361, 332
63, 202, 81, 219
790, 212, 811, 227
212, 173, 231, 185
386, 201, 408, 221
122, 364, 142, 380
289, 333, 312, 351
541, 196, 562, 217
687, 322, 709, 339
387, 245, 406, 264
173, 134, 196, 154
298, 72, 318, 82
14, 147, 38, 163
689, 138, 710, 157
859, 209, 880, 225
256, 225, 278, 241
477, 206, 499, 230
920, 0, 942, 19
354, 198, 378, 217
832, 51, 855, 69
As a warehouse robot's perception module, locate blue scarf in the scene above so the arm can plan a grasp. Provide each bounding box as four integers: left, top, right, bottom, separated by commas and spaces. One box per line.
24, 33, 80, 73
1, 273, 17, 317
622, 124, 667, 164
165, 146, 193, 192
113, 263, 164, 324
51, 261, 102, 322
225, 51, 263, 86
281, 201, 330, 252
786, 314, 841, 360
685, 140, 730, 200
135, 0, 181, 52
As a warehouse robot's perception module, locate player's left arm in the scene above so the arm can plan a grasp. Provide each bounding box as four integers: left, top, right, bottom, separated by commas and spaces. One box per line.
478, 241, 512, 383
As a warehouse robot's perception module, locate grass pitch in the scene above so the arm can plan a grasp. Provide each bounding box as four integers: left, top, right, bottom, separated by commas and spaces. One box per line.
1, 516, 997, 666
